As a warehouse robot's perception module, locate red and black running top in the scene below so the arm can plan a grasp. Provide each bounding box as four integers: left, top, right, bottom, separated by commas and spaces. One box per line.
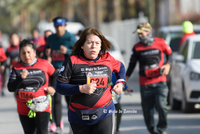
0, 47, 7, 65
6, 45, 20, 67
7, 58, 55, 115
126, 37, 172, 85
57, 52, 125, 110
56, 52, 126, 125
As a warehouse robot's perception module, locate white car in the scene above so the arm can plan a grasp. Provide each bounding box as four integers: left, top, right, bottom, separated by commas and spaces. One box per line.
105, 36, 125, 65
170, 34, 200, 113
158, 25, 200, 105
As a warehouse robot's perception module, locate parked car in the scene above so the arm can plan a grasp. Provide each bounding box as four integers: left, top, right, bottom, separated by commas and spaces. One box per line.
169, 34, 200, 113
105, 36, 125, 65
158, 25, 200, 104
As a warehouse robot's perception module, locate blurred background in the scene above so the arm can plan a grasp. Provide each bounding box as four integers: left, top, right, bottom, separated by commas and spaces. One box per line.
0, 0, 200, 66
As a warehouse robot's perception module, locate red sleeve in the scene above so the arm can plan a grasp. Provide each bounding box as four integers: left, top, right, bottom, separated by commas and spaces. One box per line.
0, 48, 7, 62
46, 61, 55, 76
162, 39, 172, 55
109, 53, 121, 73
39, 37, 46, 46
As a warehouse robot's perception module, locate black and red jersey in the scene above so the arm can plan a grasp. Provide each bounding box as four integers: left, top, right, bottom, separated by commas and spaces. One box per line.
56, 52, 126, 125
6, 45, 20, 67
8, 58, 55, 115
126, 37, 172, 85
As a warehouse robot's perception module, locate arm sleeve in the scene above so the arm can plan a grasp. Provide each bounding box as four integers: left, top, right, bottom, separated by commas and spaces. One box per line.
56, 57, 81, 95
56, 82, 81, 95
47, 61, 55, 76
166, 53, 172, 65
45, 37, 50, 49
49, 69, 58, 87
163, 40, 172, 55
126, 47, 138, 77
7, 68, 23, 92
115, 62, 126, 80
114, 62, 126, 87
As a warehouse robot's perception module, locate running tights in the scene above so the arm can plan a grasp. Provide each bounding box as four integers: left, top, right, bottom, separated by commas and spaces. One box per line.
19, 112, 50, 134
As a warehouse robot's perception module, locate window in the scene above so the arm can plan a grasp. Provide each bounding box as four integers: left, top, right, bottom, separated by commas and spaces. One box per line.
191, 41, 200, 59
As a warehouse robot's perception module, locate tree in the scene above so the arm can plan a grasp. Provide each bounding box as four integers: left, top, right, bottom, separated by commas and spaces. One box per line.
123, 0, 131, 19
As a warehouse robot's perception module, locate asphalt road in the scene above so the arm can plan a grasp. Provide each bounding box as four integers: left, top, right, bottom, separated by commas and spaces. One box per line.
0, 68, 200, 134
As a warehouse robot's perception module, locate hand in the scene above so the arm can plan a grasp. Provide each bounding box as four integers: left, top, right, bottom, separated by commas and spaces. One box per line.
126, 76, 129, 81
45, 48, 51, 56
60, 45, 67, 54
45, 86, 55, 95
161, 62, 171, 75
126, 88, 133, 93
112, 83, 123, 95
47, 56, 52, 63
79, 81, 97, 94
21, 69, 28, 79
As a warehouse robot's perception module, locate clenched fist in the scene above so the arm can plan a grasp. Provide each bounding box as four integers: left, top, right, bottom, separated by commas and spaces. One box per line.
21, 69, 28, 79
79, 81, 97, 94
60, 45, 67, 54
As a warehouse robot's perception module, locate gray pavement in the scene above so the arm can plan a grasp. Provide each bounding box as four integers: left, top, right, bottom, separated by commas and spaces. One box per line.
1, 69, 200, 134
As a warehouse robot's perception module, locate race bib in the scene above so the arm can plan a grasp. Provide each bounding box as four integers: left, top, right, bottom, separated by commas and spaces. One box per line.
18, 87, 36, 101
86, 71, 108, 88
145, 68, 160, 78
52, 50, 65, 61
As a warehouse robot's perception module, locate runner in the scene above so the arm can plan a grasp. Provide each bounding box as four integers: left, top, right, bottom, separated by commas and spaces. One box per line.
126, 23, 172, 134
6, 33, 20, 69
46, 16, 77, 134
7, 39, 57, 134
0, 43, 7, 96
31, 28, 46, 57
56, 27, 126, 134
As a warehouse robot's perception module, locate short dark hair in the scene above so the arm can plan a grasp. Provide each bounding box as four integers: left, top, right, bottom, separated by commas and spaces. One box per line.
19, 39, 35, 52
71, 27, 113, 56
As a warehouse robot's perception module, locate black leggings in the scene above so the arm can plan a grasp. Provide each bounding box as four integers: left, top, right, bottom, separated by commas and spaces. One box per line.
50, 68, 70, 127
19, 112, 50, 134
51, 92, 62, 127
70, 114, 115, 134
50, 73, 62, 127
